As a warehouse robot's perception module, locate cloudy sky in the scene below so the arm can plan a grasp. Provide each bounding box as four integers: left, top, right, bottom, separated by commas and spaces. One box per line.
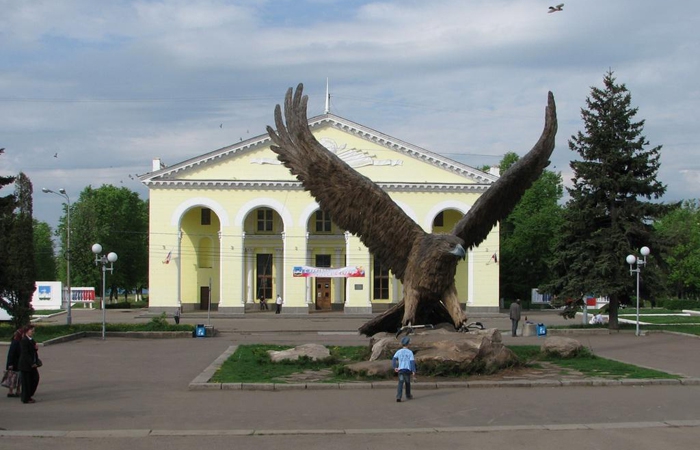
1, 0, 698, 229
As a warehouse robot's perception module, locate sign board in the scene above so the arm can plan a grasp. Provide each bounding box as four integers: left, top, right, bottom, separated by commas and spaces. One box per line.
293, 265, 365, 278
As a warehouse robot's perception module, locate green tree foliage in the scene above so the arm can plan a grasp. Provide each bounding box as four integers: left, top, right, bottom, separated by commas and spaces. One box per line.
62, 185, 148, 302
34, 220, 57, 281
1, 173, 36, 327
499, 152, 564, 304
543, 71, 670, 328
655, 200, 700, 298
0, 148, 17, 321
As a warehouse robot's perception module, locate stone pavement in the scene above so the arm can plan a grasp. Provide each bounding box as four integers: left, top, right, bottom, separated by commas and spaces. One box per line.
2, 308, 700, 443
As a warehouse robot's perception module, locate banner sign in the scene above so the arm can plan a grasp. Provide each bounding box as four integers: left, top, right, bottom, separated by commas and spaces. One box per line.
293, 266, 365, 278
70, 287, 96, 302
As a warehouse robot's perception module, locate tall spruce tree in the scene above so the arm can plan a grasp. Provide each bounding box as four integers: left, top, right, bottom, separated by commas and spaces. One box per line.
0, 148, 17, 320
543, 71, 669, 328
2, 173, 36, 327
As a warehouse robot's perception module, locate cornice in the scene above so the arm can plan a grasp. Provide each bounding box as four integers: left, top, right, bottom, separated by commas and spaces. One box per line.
143, 179, 489, 192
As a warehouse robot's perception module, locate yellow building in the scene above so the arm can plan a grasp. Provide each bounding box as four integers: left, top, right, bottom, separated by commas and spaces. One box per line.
140, 112, 501, 315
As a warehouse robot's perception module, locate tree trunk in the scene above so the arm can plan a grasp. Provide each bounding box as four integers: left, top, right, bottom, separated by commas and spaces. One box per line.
608, 294, 619, 330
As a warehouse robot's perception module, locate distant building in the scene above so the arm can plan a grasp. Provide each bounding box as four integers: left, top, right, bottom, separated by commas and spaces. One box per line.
140, 112, 501, 314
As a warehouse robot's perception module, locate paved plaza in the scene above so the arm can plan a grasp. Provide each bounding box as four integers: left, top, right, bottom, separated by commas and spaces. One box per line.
1, 309, 700, 449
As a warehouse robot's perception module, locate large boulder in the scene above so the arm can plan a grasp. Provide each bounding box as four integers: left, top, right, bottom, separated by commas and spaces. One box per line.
368, 327, 519, 376
541, 336, 584, 358
344, 360, 394, 378
268, 343, 331, 362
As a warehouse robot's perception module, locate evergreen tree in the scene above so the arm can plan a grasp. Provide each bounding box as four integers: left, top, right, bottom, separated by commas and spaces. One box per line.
0, 148, 17, 320
2, 173, 36, 327
543, 71, 669, 328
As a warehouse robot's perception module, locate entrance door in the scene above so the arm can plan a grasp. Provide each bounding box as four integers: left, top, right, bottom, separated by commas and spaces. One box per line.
315, 278, 332, 310
200, 286, 210, 310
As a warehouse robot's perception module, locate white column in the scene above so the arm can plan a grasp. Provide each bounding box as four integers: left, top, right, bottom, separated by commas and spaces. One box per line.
245, 247, 254, 303
275, 247, 283, 297
306, 247, 313, 305
334, 247, 343, 305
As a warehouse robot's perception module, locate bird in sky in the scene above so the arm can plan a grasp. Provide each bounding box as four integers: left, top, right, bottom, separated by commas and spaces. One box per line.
54, 152, 58, 158
548, 4, 564, 13
267, 84, 557, 336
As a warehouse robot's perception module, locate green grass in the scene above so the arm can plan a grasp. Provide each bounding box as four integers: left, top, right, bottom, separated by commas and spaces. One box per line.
620, 315, 700, 325
210, 345, 371, 383
208, 344, 679, 384
0, 322, 194, 343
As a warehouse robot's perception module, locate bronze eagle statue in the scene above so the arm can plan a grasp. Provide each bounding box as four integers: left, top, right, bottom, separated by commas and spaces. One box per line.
267, 84, 557, 336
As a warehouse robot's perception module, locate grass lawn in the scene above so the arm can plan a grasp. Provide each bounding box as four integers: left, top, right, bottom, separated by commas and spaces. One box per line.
0, 322, 194, 343
620, 315, 700, 325
210, 345, 371, 383
210, 344, 679, 384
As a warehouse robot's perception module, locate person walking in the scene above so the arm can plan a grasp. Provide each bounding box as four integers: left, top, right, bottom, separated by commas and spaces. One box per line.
18, 325, 40, 404
509, 298, 522, 337
3, 328, 22, 398
392, 336, 416, 402
275, 294, 283, 314
174, 308, 181, 325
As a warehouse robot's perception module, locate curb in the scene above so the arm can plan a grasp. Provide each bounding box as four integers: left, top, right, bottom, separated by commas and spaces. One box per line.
3, 420, 700, 438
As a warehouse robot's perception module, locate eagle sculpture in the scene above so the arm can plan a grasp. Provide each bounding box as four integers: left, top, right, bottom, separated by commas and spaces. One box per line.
267, 84, 557, 336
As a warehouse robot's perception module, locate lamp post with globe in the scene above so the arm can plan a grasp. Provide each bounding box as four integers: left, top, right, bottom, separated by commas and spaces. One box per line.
626, 246, 650, 337
92, 244, 118, 340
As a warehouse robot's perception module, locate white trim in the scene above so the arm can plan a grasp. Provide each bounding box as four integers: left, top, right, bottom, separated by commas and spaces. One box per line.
170, 197, 230, 227
234, 197, 294, 230
423, 201, 472, 231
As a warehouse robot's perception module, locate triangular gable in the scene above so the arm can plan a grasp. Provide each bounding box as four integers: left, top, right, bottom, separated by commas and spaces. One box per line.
140, 113, 497, 188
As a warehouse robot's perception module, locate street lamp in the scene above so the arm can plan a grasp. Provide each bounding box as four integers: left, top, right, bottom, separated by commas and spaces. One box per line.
43, 188, 72, 325
626, 246, 650, 337
92, 243, 118, 340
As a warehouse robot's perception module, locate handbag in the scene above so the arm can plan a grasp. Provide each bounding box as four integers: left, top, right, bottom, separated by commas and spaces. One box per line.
1, 370, 9, 388
36, 358, 43, 368
1, 370, 18, 388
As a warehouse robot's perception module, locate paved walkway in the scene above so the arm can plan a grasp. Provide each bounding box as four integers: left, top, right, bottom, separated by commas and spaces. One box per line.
3, 308, 700, 443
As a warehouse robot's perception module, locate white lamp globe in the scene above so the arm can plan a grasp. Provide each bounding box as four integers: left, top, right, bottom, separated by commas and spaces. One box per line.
626, 254, 637, 265
640, 246, 650, 257
107, 252, 118, 263
92, 243, 103, 254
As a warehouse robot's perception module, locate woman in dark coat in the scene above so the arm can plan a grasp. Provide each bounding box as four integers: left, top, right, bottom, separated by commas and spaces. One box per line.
18, 324, 40, 404
4, 328, 22, 397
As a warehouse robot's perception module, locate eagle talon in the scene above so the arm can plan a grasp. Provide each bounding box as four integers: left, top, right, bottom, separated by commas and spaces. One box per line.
395, 323, 434, 338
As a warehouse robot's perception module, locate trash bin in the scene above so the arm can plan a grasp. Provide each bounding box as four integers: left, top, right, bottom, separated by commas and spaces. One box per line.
537, 323, 547, 336
522, 322, 537, 337
195, 324, 206, 337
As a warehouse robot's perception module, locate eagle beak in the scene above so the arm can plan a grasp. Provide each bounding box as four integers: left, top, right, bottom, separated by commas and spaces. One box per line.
450, 244, 466, 260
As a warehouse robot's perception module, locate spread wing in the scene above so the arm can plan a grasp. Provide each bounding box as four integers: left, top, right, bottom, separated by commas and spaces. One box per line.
266, 84, 424, 282
451, 92, 558, 248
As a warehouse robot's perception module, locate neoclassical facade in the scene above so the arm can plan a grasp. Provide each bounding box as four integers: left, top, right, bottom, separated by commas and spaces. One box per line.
140, 113, 501, 315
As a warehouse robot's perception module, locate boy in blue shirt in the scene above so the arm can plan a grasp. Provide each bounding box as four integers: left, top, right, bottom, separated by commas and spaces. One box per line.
392, 336, 416, 402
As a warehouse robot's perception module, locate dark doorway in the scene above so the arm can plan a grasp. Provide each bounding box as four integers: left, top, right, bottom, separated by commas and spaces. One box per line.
200, 286, 210, 310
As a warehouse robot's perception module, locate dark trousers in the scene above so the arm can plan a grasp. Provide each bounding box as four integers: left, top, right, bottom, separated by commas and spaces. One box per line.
511, 319, 519, 337
20, 369, 39, 403
275, 304, 282, 314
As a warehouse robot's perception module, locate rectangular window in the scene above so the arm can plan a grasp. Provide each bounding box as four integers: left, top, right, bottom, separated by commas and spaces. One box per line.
256, 254, 273, 299
201, 208, 211, 226
315, 210, 332, 233
315, 254, 331, 268
373, 257, 390, 300
257, 208, 273, 232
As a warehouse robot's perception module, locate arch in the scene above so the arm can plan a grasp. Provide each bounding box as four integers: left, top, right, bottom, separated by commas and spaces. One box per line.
234, 197, 293, 230
424, 200, 471, 231
298, 201, 419, 231
171, 197, 230, 227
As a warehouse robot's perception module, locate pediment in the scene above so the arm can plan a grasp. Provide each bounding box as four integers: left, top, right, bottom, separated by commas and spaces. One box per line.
140, 114, 497, 189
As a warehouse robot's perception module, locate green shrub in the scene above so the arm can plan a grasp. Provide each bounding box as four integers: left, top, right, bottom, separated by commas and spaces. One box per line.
656, 299, 700, 311
145, 312, 170, 330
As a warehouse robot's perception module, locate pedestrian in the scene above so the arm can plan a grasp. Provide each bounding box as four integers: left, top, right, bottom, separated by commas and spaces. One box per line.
174, 308, 181, 325
275, 294, 283, 314
259, 293, 269, 311
392, 336, 416, 402
3, 328, 22, 398
18, 325, 40, 404
509, 298, 522, 337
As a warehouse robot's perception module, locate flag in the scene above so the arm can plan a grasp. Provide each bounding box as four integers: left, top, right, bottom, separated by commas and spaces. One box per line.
162, 250, 172, 264
491, 252, 498, 264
